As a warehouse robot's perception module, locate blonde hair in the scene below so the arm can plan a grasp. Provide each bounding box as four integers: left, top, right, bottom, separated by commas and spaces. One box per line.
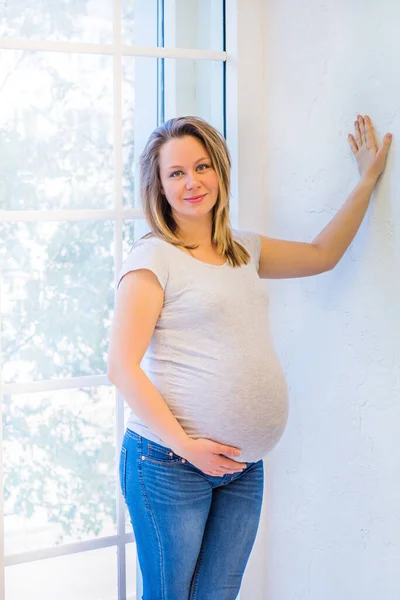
139, 116, 250, 267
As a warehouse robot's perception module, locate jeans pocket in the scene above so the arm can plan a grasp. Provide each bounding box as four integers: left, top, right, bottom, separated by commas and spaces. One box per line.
146, 442, 182, 465
119, 447, 127, 498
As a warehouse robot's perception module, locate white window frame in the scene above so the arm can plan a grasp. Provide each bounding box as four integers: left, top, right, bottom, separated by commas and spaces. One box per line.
0, 1, 268, 598
225, 3, 268, 600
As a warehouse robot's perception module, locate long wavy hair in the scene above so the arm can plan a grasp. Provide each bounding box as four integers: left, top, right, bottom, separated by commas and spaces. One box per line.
138, 116, 250, 267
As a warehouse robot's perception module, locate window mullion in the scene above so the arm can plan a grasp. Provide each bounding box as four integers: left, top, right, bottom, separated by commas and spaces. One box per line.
0, 209, 144, 222
2, 375, 110, 396
112, 2, 128, 599
0, 277, 5, 600
5, 533, 135, 567
157, 0, 165, 125
0, 38, 226, 60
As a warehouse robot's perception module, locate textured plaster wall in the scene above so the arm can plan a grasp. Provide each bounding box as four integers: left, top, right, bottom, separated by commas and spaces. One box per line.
261, 1, 400, 598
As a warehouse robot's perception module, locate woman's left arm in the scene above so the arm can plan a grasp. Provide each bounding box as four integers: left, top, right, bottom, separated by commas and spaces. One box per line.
258, 114, 393, 279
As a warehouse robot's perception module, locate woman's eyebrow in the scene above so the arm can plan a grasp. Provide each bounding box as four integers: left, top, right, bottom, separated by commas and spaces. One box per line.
167, 156, 210, 169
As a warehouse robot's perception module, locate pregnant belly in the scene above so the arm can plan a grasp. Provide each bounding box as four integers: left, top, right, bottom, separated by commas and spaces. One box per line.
167, 359, 290, 464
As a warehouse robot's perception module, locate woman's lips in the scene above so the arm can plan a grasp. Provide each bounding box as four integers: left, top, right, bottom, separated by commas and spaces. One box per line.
184, 193, 207, 204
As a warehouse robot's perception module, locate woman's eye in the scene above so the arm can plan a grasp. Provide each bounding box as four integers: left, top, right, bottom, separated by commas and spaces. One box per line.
169, 164, 210, 178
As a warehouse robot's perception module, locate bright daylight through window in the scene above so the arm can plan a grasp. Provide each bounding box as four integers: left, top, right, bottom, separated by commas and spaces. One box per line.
0, 1, 225, 598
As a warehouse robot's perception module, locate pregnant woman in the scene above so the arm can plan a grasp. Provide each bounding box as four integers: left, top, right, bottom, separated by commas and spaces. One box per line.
107, 115, 392, 599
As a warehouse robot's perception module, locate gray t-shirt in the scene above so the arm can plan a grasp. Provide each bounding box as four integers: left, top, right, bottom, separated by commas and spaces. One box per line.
117, 229, 289, 463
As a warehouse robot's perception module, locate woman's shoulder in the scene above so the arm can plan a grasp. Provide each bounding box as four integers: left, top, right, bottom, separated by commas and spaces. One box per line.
132, 233, 166, 249
231, 228, 260, 249
117, 234, 170, 290
231, 228, 261, 267
128, 234, 178, 260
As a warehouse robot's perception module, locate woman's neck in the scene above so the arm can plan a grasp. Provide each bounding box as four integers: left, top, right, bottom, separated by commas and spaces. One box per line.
175, 220, 213, 247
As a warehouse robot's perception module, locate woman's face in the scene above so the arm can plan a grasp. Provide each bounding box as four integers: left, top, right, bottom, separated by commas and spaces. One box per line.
158, 135, 219, 224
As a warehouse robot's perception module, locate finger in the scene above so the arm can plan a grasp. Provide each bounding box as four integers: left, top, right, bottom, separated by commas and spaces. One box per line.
358, 114, 367, 145
377, 133, 393, 156
219, 446, 241, 458
222, 458, 246, 469
385, 132, 393, 144
348, 133, 359, 155
371, 134, 393, 179
354, 120, 362, 147
364, 115, 376, 150
213, 469, 240, 476
223, 464, 246, 474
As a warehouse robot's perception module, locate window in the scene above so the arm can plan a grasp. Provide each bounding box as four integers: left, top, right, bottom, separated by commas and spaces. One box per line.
0, 1, 226, 598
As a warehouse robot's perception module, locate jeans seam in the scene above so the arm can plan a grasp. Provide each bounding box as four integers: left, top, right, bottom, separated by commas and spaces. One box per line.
137, 436, 167, 600
125, 427, 140, 441
119, 447, 127, 498
189, 544, 205, 599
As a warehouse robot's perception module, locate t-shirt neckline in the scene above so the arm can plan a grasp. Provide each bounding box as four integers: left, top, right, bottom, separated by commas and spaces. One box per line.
157, 237, 228, 268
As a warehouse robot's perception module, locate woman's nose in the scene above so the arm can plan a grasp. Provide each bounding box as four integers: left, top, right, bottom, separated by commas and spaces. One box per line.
185, 172, 201, 188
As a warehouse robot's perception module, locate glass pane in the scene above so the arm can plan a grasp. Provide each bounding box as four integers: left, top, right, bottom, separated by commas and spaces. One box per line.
122, 0, 224, 50
163, 0, 224, 50
164, 59, 224, 133
126, 542, 138, 600
0, 220, 113, 383
0, 50, 114, 210
122, 57, 158, 208
123, 219, 151, 259
3, 386, 116, 554
0, 0, 113, 44
123, 56, 224, 209
126, 505, 133, 535
122, 0, 158, 46
6, 545, 117, 600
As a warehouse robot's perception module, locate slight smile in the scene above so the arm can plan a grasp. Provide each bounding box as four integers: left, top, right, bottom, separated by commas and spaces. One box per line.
184, 193, 207, 204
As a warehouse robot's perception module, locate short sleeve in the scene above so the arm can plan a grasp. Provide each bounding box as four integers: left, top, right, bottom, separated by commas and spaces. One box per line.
117, 239, 169, 290
233, 229, 261, 270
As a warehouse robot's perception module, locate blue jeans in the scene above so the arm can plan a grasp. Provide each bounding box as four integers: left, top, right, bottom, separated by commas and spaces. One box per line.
119, 428, 264, 600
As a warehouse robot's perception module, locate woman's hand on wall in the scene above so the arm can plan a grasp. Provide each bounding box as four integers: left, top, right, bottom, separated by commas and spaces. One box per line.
348, 114, 392, 183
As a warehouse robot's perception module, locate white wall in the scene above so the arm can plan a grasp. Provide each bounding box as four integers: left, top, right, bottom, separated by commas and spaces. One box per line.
261, 1, 400, 598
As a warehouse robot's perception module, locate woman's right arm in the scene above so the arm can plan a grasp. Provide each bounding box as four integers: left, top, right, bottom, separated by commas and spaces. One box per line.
107, 269, 190, 455
107, 268, 246, 475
